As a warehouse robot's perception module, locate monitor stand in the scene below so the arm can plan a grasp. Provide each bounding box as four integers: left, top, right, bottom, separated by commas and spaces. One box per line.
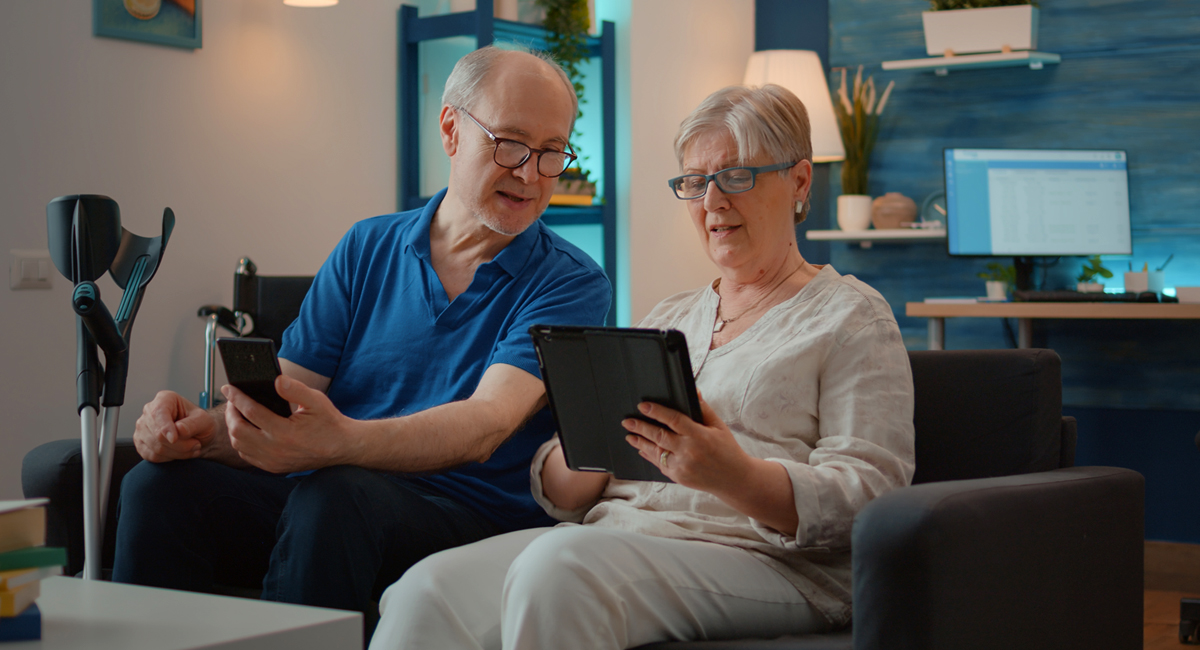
1014, 257, 1036, 292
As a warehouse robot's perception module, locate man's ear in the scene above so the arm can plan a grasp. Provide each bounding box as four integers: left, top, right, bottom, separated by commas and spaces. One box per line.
439, 105, 458, 156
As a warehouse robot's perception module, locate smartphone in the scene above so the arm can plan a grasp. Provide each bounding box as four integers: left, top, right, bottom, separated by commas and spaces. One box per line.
216, 337, 292, 418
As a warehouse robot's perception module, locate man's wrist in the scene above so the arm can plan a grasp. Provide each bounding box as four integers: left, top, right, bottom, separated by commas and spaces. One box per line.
336, 417, 372, 467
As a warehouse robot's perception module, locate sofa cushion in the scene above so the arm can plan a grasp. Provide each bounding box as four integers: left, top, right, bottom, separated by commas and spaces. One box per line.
908, 349, 1062, 484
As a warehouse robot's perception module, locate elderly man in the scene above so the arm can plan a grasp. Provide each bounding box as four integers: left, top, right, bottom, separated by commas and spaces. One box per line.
112, 46, 610, 638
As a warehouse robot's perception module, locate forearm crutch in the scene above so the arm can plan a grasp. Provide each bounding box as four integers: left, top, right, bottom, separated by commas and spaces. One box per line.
47, 195, 174, 580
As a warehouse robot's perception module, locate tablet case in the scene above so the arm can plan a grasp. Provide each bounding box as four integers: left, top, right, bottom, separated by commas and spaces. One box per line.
530, 325, 702, 482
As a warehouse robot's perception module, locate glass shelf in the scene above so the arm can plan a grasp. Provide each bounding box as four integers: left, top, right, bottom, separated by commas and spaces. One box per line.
882, 51, 1060, 76
806, 228, 947, 249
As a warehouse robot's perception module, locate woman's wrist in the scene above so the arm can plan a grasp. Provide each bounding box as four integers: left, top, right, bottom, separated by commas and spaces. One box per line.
710, 456, 799, 534
542, 445, 609, 511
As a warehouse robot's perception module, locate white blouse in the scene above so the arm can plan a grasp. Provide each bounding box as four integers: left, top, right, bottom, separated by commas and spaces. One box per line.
530, 265, 916, 626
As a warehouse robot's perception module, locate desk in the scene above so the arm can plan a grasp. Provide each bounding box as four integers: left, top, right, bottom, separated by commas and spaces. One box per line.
906, 302, 1200, 350
9, 576, 361, 649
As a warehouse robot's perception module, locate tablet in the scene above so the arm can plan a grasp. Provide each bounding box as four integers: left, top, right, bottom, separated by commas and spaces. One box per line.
529, 325, 702, 482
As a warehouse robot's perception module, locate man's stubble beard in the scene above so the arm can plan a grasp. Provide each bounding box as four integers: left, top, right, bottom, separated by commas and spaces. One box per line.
472, 204, 538, 238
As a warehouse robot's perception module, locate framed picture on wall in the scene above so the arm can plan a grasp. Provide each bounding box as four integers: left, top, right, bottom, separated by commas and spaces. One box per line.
93, 0, 202, 50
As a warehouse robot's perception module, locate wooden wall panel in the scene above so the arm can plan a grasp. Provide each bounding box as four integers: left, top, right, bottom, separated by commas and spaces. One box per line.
826, 0, 1200, 409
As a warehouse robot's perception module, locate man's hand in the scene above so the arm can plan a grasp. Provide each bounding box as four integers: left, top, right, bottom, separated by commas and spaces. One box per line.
223, 374, 356, 474
133, 391, 220, 463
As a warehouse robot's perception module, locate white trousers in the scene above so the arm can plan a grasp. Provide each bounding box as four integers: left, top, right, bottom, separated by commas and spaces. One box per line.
369, 525, 828, 650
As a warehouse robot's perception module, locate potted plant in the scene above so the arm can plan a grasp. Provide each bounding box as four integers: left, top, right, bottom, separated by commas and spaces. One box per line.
977, 262, 1015, 301
832, 66, 894, 231
1076, 255, 1112, 292
536, 0, 596, 204
548, 167, 596, 205
923, 0, 1039, 57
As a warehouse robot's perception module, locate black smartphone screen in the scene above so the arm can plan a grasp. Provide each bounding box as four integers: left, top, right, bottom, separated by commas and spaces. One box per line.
216, 337, 292, 418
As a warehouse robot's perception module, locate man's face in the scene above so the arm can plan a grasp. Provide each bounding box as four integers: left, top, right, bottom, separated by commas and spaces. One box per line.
441, 55, 575, 237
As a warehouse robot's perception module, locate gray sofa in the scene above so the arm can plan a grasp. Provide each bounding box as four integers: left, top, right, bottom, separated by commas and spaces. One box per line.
638, 349, 1144, 650
24, 349, 1145, 650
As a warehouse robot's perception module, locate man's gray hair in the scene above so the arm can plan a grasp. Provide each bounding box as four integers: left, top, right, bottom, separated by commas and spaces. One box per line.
442, 45, 578, 129
674, 85, 815, 223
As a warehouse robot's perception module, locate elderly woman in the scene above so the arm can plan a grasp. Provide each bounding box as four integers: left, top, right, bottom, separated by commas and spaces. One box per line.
368, 84, 915, 650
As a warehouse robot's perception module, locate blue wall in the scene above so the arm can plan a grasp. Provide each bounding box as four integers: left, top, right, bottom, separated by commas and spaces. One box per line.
826, 0, 1200, 411
761, 0, 1200, 542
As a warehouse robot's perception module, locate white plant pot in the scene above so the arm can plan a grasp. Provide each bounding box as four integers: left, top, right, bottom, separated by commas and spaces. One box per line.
922, 6, 1038, 56
1076, 282, 1105, 293
837, 195, 873, 231
985, 281, 1007, 301
1124, 271, 1165, 294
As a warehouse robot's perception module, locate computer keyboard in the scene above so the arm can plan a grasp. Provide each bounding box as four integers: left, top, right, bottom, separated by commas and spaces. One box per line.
1014, 290, 1159, 303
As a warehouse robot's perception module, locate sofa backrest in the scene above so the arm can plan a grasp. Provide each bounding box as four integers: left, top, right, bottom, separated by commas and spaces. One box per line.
908, 349, 1066, 484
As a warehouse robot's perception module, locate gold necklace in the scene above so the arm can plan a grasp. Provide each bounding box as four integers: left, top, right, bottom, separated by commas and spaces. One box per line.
713, 261, 804, 333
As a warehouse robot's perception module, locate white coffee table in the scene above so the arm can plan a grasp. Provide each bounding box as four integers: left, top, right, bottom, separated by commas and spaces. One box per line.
7, 577, 361, 649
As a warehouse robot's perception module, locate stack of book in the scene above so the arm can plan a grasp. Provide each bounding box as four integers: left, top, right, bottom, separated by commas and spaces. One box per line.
0, 499, 66, 642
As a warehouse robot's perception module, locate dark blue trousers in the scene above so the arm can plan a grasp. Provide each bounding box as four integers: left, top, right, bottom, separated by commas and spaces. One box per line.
112, 460, 502, 639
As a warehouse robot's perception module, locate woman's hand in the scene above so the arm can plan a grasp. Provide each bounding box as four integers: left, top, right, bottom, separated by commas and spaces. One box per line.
622, 393, 753, 493
623, 393, 800, 534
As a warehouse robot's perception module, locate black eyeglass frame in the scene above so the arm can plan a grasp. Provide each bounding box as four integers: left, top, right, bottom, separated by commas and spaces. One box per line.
456, 107, 578, 179
667, 161, 799, 200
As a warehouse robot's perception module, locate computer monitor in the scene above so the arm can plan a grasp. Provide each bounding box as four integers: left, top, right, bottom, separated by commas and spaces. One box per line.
945, 148, 1132, 257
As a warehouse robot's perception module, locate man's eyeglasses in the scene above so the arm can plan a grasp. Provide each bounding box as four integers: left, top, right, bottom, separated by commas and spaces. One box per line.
667, 161, 798, 200
456, 107, 577, 178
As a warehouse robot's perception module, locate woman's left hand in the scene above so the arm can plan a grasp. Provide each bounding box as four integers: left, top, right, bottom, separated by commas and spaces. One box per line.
623, 392, 753, 492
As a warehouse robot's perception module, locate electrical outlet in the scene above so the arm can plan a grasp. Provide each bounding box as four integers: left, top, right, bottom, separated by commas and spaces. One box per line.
9, 249, 53, 290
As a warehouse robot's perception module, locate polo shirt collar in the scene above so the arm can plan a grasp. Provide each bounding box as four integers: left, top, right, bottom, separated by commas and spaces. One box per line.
404, 188, 540, 278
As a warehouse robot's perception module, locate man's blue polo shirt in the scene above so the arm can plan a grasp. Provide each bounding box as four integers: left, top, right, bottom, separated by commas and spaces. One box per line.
279, 189, 611, 531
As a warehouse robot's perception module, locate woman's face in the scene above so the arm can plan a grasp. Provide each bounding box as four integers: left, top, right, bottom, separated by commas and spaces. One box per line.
681, 130, 812, 278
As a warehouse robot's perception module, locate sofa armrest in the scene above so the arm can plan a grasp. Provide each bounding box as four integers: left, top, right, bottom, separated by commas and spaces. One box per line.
851, 466, 1143, 650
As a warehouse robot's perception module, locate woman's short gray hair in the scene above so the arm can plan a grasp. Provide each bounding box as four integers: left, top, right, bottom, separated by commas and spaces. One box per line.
442, 45, 578, 128
674, 85, 814, 223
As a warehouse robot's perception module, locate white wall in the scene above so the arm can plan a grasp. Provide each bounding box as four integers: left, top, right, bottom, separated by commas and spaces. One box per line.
627, 0, 755, 321
0, 0, 756, 498
0, 0, 404, 497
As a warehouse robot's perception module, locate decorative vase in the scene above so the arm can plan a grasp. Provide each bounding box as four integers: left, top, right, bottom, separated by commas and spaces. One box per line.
871, 192, 917, 230
922, 6, 1038, 56
837, 195, 873, 231
985, 281, 1007, 301
1076, 282, 1105, 293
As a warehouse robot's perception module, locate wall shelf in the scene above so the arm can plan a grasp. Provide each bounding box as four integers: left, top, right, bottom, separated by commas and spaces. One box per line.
806, 228, 947, 249
882, 51, 1061, 76
398, 0, 617, 323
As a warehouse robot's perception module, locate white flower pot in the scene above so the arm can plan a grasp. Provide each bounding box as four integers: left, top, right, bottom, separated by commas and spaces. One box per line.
837, 195, 873, 231
985, 281, 1007, 301
1076, 282, 1105, 293
922, 6, 1038, 56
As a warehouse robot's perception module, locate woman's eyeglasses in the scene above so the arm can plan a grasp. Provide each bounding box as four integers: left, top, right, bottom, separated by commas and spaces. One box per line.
667, 161, 797, 200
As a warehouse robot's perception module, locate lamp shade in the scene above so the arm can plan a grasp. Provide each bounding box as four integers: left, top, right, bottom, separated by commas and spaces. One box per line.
743, 50, 845, 163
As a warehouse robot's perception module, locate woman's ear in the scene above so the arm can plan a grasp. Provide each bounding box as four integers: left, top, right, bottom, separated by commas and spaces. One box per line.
439, 105, 458, 157
791, 159, 814, 203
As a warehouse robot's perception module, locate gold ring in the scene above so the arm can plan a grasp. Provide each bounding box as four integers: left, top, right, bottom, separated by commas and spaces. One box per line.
659, 450, 671, 468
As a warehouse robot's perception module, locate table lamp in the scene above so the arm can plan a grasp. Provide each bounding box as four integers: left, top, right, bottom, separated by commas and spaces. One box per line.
743, 50, 845, 163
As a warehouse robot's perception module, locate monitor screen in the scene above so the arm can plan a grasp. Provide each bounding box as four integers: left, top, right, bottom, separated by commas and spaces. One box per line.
945, 148, 1132, 257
